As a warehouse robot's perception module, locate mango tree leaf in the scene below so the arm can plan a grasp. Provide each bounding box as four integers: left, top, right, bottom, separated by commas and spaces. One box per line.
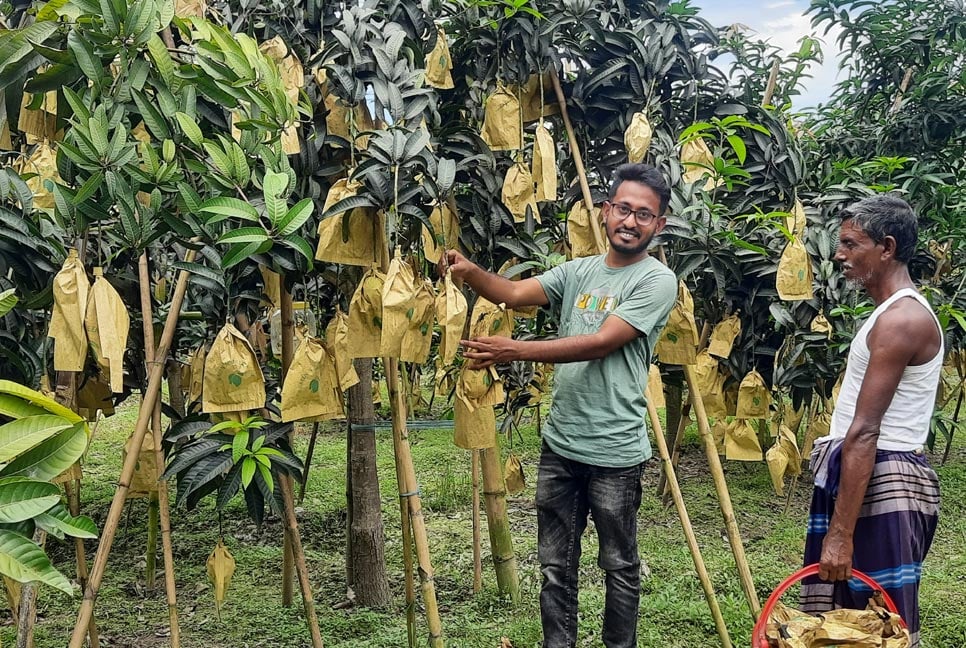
0, 381, 84, 424
0, 479, 60, 523
0, 529, 74, 595
0, 289, 17, 317
198, 196, 258, 223
218, 227, 271, 245
0, 415, 74, 464
33, 503, 97, 539
0, 423, 87, 481
276, 198, 314, 236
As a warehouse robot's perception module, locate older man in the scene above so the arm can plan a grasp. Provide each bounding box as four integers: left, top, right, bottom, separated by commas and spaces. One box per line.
801, 195, 942, 647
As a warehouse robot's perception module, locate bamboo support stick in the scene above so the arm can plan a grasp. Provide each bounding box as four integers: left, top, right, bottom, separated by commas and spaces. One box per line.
280, 287, 296, 607
550, 70, 607, 253
385, 357, 445, 647
15, 530, 44, 648
662, 402, 693, 506
683, 366, 761, 620
299, 422, 320, 504
65, 479, 100, 647
145, 492, 159, 589
68, 246, 197, 648
762, 58, 781, 107
471, 450, 482, 594
279, 473, 325, 648
645, 388, 732, 648
138, 251, 181, 647
479, 445, 521, 603
395, 434, 416, 648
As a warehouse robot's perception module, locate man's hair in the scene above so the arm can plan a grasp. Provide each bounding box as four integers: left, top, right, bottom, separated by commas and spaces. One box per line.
607, 163, 671, 214
840, 195, 919, 263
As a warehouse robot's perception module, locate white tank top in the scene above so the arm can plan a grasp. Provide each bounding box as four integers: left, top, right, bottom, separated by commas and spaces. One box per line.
828, 287, 943, 451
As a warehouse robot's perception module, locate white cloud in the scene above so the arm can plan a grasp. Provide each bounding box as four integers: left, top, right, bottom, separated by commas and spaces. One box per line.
766, 0, 795, 8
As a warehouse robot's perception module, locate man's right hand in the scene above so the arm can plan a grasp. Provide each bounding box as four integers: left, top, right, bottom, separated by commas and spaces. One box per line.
442, 249, 476, 282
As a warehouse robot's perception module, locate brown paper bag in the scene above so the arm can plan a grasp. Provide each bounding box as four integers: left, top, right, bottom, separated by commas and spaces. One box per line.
207, 540, 235, 620
725, 418, 762, 461
315, 178, 384, 267
175, 0, 206, 16
76, 372, 115, 420
654, 281, 699, 366
567, 201, 606, 259
736, 369, 770, 418
481, 87, 522, 151
802, 407, 831, 458
324, 310, 360, 391
202, 324, 266, 414
680, 136, 720, 189
786, 199, 807, 237
765, 425, 801, 496
315, 69, 376, 147
712, 419, 727, 455
646, 364, 665, 410
454, 399, 497, 449
424, 28, 454, 89
421, 202, 460, 265
469, 297, 514, 340
504, 453, 525, 494
777, 235, 814, 301
17, 141, 61, 210
281, 337, 343, 422
85, 269, 130, 393
532, 124, 557, 202
259, 264, 281, 308
347, 268, 385, 359
502, 161, 539, 223
380, 251, 416, 359
124, 431, 159, 497
624, 112, 653, 164
694, 351, 728, 419
49, 249, 90, 372
400, 278, 436, 364
810, 310, 831, 338
18, 89, 58, 144
708, 313, 741, 359
436, 270, 468, 365
259, 37, 303, 154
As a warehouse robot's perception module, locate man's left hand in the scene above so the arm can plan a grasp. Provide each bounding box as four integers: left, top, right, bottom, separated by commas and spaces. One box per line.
461, 337, 520, 369
819, 531, 854, 582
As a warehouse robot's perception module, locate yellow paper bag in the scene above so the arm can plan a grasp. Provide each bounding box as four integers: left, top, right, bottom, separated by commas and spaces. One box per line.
712, 419, 727, 455
424, 28, 454, 89
76, 372, 115, 420
681, 136, 720, 189
421, 202, 460, 264
49, 249, 90, 372
18, 89, 58, 143
502, 161, 539, 223
654, 281, 699, 366
347, 268, 386, 359
315, 69, 376, 146
624, 112, 653, 163
725, 418, 762, 461
400, 278, 436, 364
324, 310, 360, 391
202, 324, 266, 414
259, 37, 303, 154
17, 141, 61, 210
469, 297, 514, 340
736, 369, 770, 419
280, 337, 343, 422
124, 431, 159, 497
777, 235, 814, 301
786, 199, 807, 237
646, 364, 665, 410
85, 269, 130, 393
567, 201, 606, 259
765, 425, 801, 496
511, 71, 560, 123
175, 0, 206, 16
708, 313, 741, 359
436, 269, 468, 365
505, 453, 525, 494
315, 178, 384, 267
803, 407, 831, 458
380, 252, 416, 359
532, 124, 557, 202
810, 310, 831, 338
481, 87, 522, 151
207, 541, 235, 620
454, 399, 497, 449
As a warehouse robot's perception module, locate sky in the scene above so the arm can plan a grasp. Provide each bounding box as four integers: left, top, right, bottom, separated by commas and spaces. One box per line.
691, 0, 842, 108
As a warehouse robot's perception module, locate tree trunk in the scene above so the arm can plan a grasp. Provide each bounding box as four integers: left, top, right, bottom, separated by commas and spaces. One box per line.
347, 358, 391, 607
479, 445, 520, 603
166, 356, 185, 418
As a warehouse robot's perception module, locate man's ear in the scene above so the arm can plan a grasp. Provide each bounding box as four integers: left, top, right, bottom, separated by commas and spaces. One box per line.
880, 235, 898, 259
654, 215, 668, 234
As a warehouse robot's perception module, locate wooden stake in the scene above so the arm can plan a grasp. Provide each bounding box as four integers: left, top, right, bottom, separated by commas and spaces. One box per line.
662, 402, 693, 506
68, 246, 197, 648
646, 388, 733, 648
280, 287, 296, 607
479, 445, 521, 603
137, 250, 181, 646
683, 366, 761, 620
279, 473, 325, 648
762, 58, 781, 107
890, 67, 914, 115
299, 422, 320, 504
16, 530, 44, 648
550, 70, 607, 253
471, 450, 482, 594
65, 479, 100, 647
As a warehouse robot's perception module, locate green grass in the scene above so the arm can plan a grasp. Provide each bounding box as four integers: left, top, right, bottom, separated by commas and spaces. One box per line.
3, 400, 964, 647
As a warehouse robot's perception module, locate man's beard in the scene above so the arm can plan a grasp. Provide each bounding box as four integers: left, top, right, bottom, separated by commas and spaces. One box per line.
607, 225, 653, 256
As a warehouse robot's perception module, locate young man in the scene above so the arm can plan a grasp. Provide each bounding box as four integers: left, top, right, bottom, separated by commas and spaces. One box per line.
444, 163, 677, 648
800, 195, 942, 648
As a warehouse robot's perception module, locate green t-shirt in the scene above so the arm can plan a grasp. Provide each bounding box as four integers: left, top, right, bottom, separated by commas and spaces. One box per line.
536, 254, 677, 467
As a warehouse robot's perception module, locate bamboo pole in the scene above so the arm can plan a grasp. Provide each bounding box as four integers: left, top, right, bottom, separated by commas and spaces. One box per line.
15, 530, 44, 648
471, 450, 482, 594
65, 479, 100, 647
550, 70, 607, 253
394, 418, 416, 648
138, 250, 181, 646
68, 246, 197, 648
145, 492, 159, 589
683, 366, 761, 620
661, 402, 693, 506
278, 473, 325, 648
299, 422, 320, 504
280, 287, 296, 607
385, 357, 445, 647
479, 445, 521, 603
762, 58, 781, 107
645, 388, 732, 648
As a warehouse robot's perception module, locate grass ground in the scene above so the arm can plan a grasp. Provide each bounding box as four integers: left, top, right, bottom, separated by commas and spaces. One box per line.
2, 398, 964, 648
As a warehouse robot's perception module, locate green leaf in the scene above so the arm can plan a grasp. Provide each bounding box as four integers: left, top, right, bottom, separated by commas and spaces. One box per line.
0, 415, 74, 464
231, 430, 249, 464
0, 381, 83, 424
0, 289, 17, 317
198, 196, 258, 223
175, 112, 204, 147
240, 457, 255, 489
221, 241, 266, 269
72, 172, 104, 205
727, 134, 747, 165
0, 423, 87, 481
146, 34, 176, 88
218, 227, 271, 245
278, 234, 314, 263
256, 462, 273, 493
0, 479, 60, 523
277, 198, 313, 236
33, 503, 97, 539
0, 528, 74, 595
67, 30, 103, 85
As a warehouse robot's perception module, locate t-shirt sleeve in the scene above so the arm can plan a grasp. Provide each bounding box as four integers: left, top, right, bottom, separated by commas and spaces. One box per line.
536, 261, 571, 309
610, 267, 677, 337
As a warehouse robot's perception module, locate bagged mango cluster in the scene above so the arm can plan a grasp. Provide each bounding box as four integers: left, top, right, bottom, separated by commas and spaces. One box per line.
764, 598, 910, 648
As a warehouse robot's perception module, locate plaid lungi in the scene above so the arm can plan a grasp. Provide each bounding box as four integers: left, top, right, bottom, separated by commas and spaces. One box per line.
801, 438, 940, 648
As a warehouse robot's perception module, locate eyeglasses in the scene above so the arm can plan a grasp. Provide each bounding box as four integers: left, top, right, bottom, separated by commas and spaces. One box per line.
606, 201, 658, 226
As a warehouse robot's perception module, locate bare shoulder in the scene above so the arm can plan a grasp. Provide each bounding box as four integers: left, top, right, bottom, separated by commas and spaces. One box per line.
870, 296, 941, 361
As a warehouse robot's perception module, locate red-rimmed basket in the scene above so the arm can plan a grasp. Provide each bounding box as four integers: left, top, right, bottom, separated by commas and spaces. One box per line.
752, 564, 907, 648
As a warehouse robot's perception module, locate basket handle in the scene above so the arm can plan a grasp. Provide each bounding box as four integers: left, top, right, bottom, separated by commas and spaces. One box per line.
753, 563, 905, 648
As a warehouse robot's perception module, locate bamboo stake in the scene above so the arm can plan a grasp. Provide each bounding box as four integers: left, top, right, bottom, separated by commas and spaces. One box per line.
279, 473, 325, 648
65, 479, 100, 647
890, 67, 914, 115
655, 384, 682, 498
394, 418, 416, 648
662, 402, 693, 506
645, 388, 732, 648
299, 422, 320, 504
471, 450, 482, 594
15, 530, 44, 648
145, 492, 159, 589
683, 366, 761, 620
68, 246, 197, 648
762, 58, 781, 107
385, 357, 445, 647
550, 70, 607, 253
138, 250, 181, 646
479, 445, 521, 603
280, 287, 296, 607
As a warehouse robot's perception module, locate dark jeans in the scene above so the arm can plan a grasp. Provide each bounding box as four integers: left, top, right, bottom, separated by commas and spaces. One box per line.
536, 443, 645, 648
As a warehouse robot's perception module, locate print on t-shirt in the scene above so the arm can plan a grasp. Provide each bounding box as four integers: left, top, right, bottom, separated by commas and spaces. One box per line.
573, 288, 619, 330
